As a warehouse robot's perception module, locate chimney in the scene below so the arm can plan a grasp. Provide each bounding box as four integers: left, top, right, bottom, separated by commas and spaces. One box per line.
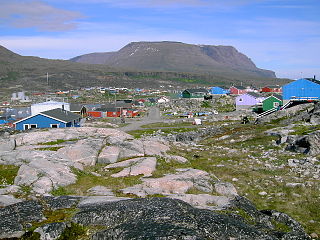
314, 75, 316, 80
62, 104, 64, 110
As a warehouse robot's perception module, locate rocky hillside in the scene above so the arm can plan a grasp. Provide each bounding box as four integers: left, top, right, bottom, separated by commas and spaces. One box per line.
1, 101, 320, 238
0, 124, 314, 239
71, 41, 276, 78
0, 44, 289, 93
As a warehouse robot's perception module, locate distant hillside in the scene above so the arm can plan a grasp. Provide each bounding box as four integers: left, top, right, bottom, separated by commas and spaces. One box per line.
0, 44, 289, 93
70, 41, 276, 78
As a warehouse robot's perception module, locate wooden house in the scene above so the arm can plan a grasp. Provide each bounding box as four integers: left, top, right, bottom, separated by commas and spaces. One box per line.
229, 86, 247, 95
210, 87, 230, 95
262, 94, 283, 111
14, 108, 82, 130
283, 78, 320, 102
236, 92, 265, 110
261, 86, 282, 93
182, 89, 209, 99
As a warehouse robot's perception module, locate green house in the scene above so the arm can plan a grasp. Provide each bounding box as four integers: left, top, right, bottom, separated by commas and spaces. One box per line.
262, 94, 283, 111
182, 89, 209, 99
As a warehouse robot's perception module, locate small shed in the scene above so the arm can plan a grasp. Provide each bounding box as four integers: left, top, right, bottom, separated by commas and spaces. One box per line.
182, 89, 209, 99
210, 87, 229, 95
262, 94, 283, 111
236, 92, 265, 110
14, 108, 82, 130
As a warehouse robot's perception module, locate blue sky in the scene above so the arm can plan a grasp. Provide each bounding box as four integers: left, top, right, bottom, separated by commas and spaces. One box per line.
0, 0, 319, 79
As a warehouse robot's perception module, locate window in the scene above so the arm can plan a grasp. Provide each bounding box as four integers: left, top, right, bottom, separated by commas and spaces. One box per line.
273, 102, 280, 107
50, 124, 59, 128
30, 124, 37, 129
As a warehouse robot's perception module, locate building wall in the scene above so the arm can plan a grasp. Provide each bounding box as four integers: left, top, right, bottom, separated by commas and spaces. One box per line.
262, 97, 282, 111
211, 87, 229, 95
16, 114, 66, 130
230, 87, 246, 95
283, 79, 320, 100
236, 94, 265, 111
31, 102, 70, 115
182, 91, 191, 98
88, 111, 102, 118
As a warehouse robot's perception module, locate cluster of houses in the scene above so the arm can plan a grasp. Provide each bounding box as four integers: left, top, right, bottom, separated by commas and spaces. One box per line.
1, 77, 319, 131
182, 77, 320, 114
1, 96, 170, 130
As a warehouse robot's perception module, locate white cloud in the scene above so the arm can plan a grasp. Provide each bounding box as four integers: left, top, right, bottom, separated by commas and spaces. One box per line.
0, 0, 82, 31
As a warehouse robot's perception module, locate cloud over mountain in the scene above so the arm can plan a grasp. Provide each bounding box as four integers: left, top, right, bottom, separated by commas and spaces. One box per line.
0, 0, 82, 31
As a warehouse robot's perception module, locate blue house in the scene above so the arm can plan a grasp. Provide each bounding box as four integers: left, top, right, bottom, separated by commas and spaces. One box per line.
210, 87, 230, 95
283, 78, 320, 101
14, 108, 82, 131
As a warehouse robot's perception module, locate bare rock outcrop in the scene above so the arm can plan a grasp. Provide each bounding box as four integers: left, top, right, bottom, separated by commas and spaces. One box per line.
121, 168, 213, 197
106, 157, 157, 177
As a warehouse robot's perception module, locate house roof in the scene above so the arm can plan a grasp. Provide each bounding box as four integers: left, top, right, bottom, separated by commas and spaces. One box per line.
263, 85, 281, 89
246, 92, 262, 98
272, 94, 283, 100
95, 107, 118, 112
70, 103, 86, 112
184, 88, 208, 93
231, 86, 246, 90
305, 78, 320, 85
40, 108, 81, 123
102, 102, 132, 108
14, 108, 81, 124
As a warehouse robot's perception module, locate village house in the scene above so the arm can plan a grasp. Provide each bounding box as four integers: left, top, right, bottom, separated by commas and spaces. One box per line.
229, 86, 247, 95
260, 85, 282, 93
262, 94, 283, 112
70, 103, 88, 117
31, 101, 70, 115
182, 89, 209, 99
282, 77, 320, 103
14, 108, 83, 130
236, 92, 265, 111
210, 87, 230, 95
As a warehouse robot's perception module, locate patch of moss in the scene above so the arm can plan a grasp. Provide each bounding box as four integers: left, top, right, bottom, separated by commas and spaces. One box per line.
57, 222, 87, 240
35, 146, 63, 151
0, 164, 20, 187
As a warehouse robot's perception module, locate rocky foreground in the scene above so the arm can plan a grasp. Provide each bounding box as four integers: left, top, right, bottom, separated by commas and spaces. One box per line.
0, 196, 311, 239
0, 119, 315, 239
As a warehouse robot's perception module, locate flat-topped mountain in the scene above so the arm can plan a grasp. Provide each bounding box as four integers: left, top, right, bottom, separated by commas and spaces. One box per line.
0, 43, 287, 92
70, 41, 276, 78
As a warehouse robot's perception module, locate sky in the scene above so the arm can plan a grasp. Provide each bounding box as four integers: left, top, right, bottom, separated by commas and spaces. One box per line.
0, 0, 319, 79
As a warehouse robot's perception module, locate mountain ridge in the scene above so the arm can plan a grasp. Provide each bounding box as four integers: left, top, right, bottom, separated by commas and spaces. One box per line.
0, 43, 289, 93
70, 41, 276, 78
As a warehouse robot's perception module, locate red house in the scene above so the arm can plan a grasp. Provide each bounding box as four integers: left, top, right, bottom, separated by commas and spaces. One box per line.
88, 107, 139, 118
260, 86, 282, 93
229, 86, 247, 95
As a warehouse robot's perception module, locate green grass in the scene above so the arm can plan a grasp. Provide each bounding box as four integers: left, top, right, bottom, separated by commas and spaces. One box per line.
38, 139, 78, 145
290, 124, 320, 135
127, 127, 198, 138
0, 165, 20, 187
35, 146, 64, 151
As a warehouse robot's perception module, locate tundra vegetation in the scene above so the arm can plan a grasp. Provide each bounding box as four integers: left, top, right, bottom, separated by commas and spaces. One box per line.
0, 101, 319, 239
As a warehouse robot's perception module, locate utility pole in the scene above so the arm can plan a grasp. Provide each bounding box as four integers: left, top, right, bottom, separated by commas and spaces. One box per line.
47, 72, 49, 86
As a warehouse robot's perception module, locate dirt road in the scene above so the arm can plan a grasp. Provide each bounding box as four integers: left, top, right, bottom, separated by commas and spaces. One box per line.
119, 107, 162, 132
